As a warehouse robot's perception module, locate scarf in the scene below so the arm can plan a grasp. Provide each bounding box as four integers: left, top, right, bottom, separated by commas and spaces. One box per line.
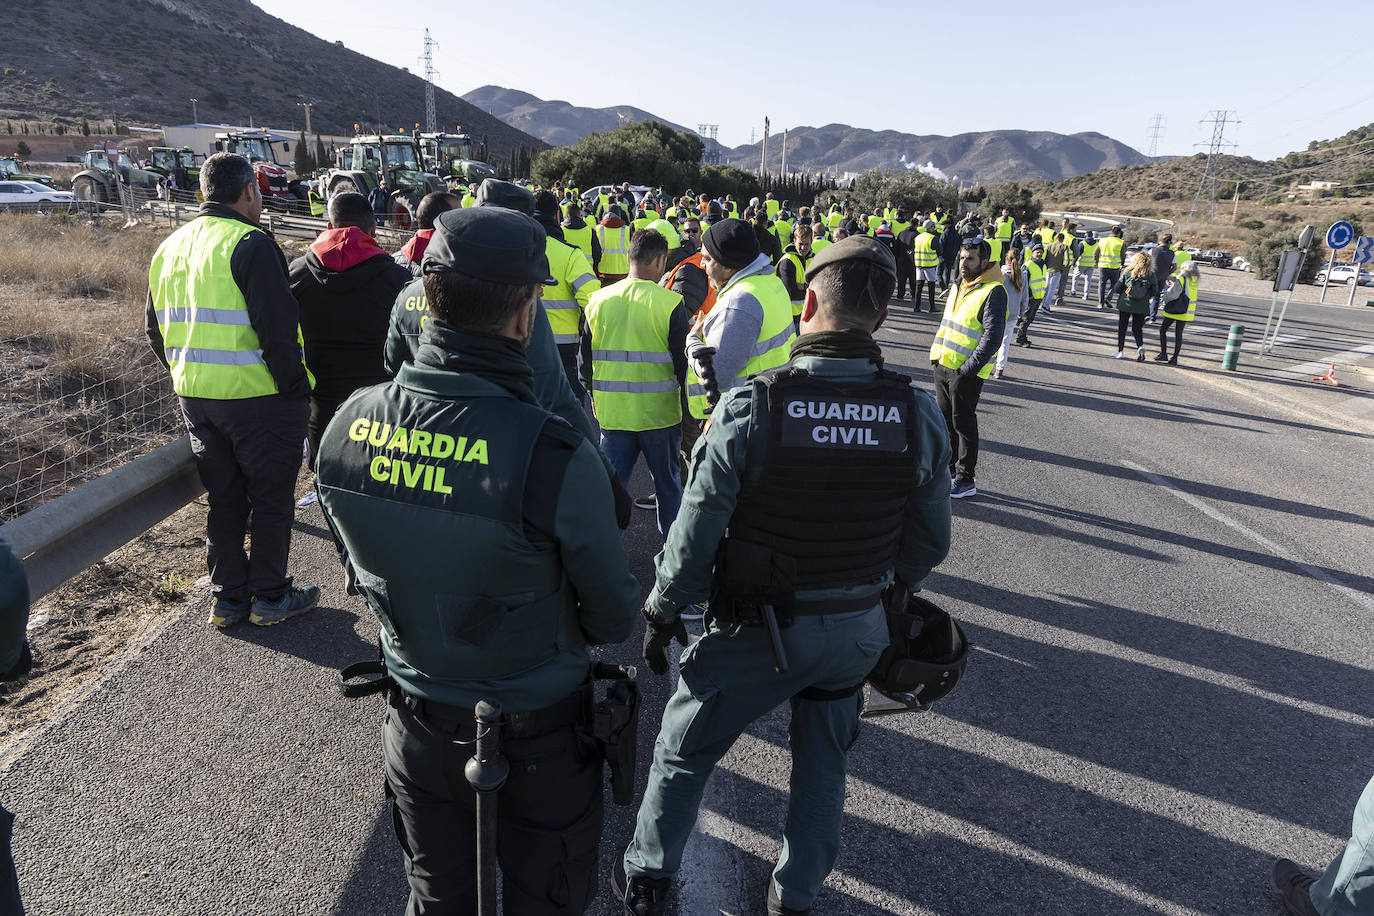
414, 319, 537, 404
789, 329, 884, 367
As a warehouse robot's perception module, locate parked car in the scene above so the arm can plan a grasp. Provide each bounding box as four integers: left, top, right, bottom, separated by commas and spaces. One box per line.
1314, 264, 1374, 286
1192, 250, 1234, 268
1231, 257, 1252, 272
0, 180, 77, 210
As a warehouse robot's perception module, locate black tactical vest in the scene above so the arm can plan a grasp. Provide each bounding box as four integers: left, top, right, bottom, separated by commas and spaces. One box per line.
725, 365, 919, 590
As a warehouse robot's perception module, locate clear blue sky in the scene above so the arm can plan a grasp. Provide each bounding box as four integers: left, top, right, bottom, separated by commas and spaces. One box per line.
252, 0, 1372, 161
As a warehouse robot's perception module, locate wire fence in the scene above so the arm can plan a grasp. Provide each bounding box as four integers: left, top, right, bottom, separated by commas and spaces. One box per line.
1, 195, 409, 524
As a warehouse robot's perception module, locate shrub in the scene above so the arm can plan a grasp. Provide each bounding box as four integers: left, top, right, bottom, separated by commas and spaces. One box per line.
1238, 219, 1264, 230
1150, 190, 1170, 200
1259, 194, 1281, 206
1245, 227, 1322, 282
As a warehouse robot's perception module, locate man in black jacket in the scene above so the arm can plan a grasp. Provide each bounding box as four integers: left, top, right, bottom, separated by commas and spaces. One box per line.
938, 222, 962, 290
291, 192, 412, 465
393, 192, 461, 278
896, 220, 918, 300
146, 153, 318, 627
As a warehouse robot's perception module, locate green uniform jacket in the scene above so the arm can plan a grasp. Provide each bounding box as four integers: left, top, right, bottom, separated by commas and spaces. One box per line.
646, 354, 952, 620
318, 323, 639, 711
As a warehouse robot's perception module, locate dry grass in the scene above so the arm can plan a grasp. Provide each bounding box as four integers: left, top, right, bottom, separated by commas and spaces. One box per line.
0, 212, 162, 303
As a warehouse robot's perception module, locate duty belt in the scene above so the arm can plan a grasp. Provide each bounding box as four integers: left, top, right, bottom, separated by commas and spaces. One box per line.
396, 682, 592, 740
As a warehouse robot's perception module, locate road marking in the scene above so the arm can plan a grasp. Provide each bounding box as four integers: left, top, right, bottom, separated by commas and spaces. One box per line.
868, 717, 1344, 857
725, 733, 1215, 916
1288, 341, 1374, 378
1123, 460, 1374, 617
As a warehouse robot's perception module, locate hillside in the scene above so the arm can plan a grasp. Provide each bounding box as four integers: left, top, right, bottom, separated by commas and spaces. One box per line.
1043, 121, 1374, 202
723, 124, 1151, 182
462, 86, 693, 147
0, 0, 546, 160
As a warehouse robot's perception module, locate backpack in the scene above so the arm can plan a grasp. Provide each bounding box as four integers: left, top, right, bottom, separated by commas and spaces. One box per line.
1127, 275, 1152, 301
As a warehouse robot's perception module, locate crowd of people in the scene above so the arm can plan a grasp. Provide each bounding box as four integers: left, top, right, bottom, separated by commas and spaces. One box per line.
0, 155, 1258, 916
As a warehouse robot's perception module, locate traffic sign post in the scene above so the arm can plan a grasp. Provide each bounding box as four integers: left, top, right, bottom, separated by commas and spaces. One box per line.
1321, 221, 1354, 304
1347, 236, 1373, 307
1261, 227, 1315, 355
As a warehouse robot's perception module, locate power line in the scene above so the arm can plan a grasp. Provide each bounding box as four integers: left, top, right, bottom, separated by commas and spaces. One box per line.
698, 124, 720, 165
1146, 114, 1165, 158
420, 29, 439, 134
1186, 110, 1238, 226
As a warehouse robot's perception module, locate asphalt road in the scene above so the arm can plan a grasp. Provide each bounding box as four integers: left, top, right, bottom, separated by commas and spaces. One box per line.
3, 287, 1371, 916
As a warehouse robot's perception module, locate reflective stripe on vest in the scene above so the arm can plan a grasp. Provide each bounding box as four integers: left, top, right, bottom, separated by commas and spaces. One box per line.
685, 272, 795, 419
664, 251, 716, 318
597, 225, 629, 276
149, 214, 311, 399
779, 250, 811, 316
913, 232, 938, 268
1078, 241, 1098, 268
929, 276, 999, 380
542, 239, 598, 345
1098, 237, 1124, 269
562, 223, 595, 263
586, 278, 683, 431
995, 217, 1015, 241
1025, 260, 1047, 298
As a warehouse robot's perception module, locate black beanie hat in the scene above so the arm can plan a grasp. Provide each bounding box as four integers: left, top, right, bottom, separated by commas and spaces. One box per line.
702, 218, 759, 270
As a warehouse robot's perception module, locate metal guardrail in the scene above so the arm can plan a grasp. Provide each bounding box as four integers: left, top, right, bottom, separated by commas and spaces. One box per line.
0, 437, 204, 602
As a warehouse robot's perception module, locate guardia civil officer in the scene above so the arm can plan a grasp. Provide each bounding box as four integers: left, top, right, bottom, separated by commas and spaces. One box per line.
614, 237, 953, 916
316, 206, 640, 915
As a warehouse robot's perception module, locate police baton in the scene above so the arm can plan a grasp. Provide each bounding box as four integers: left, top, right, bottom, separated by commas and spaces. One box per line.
465, 700, 508, 916
762, 604, 789, 674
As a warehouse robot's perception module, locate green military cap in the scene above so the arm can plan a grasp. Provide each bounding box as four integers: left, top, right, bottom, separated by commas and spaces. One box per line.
423, 207, 556, 285
475, 178, 535, 215
804, 234, 897, 283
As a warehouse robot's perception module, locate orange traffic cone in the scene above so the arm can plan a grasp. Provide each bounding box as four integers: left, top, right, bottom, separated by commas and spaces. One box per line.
1312, 362, 1341, 386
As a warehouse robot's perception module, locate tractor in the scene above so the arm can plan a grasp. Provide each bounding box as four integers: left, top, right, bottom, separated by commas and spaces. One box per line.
0, 155, 57, 188
417, 131, 496, 190
71, 148, 165, 205
324, 132, 446, 231
212, 130, 309, 211
145, 146, 203, 202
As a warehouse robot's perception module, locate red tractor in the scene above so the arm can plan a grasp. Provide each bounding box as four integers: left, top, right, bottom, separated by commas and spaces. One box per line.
213, 130, 303, 210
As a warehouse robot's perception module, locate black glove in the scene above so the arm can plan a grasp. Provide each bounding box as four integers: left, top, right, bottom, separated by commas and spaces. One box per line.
694, 346, 721, 410
642, 609, 689, 676
609, 471, 633, 530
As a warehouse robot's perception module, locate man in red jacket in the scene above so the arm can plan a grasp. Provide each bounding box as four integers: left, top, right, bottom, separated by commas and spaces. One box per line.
392, 192, 462, 278
290, 191, 412, 464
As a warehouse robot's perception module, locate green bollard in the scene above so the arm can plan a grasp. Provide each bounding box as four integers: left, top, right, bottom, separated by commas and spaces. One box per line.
1222, 324, 1244, 370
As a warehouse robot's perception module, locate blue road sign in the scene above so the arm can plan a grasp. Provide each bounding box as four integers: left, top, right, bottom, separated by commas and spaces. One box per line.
1327, 221, 1355, 250
1353, 236, 1374, 265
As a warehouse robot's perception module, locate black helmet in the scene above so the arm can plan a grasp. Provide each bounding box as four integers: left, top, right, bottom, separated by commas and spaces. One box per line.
866, 592, 968, 712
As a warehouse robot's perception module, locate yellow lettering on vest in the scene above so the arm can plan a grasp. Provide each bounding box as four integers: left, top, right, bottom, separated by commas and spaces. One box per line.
420, 314, 428, 328
390, 458, 403, 484
401, 460, 425, 488
349, 418, 370, 441
387, 426, 409, 452
432, 466, 452, 495
410, 430, 432, 457
370, 455, 390, 481
367, 423, 391, 447
463, 439, 488, 465
453, 436, 467, 460
431, 434, 455, 459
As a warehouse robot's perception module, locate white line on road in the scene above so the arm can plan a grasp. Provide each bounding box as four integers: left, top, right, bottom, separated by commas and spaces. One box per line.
1288, 341, 1374, 379
1123, 460, 1374, 617
724, 733, 1215, 916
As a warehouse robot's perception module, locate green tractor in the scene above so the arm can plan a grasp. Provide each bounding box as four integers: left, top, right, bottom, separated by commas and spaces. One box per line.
0, 155, 57, 188
145, 146, 203, 202
324, 132, 446, 231
71, 148, 164, 205
417, 131, 496, 190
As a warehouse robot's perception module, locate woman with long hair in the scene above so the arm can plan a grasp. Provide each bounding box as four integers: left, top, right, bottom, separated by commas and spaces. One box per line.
1112, 251, 1157, 361
995, 246, 1028, 379
1156, 260, 1200, 364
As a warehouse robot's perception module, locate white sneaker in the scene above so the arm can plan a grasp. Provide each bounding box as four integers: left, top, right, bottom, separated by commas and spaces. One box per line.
1112, 350, 1125, 359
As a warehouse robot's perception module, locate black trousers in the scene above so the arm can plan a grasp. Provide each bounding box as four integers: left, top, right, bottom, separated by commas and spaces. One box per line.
1116, 312, 1145, 350
556, 343, 587, 402
384, 690, 603, 916
914, 278, 938, 312
179, 395, 308, 603
932, 363, 985, 482
1098, 268, 1121, 306
937, 259, 953, 289
1016, 296, 1042, 340
894, 259, 914, 299
1160, 317, 1186, 357
0, 803, 21, 916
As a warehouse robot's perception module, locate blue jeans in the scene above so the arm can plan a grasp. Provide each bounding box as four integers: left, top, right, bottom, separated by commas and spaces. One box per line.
1312, 772, 1374, 915
600, 426, 683, 539
624, 605, 888, 911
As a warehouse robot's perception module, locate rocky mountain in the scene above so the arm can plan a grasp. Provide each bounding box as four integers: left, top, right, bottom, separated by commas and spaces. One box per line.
462, 86, 694, 148
1, 0, 545, 160
724, 124, 1152, 183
